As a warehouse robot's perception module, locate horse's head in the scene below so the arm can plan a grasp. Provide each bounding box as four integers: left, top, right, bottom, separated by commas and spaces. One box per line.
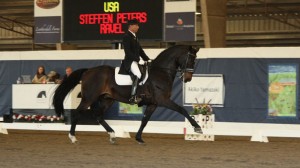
151, 45, 200, 82
178, 46, 200, 82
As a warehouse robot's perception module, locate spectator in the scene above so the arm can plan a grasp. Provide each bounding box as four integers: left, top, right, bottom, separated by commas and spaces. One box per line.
46, 71, 61, 84
32, 66, 47, 84
62, 66, 73, 82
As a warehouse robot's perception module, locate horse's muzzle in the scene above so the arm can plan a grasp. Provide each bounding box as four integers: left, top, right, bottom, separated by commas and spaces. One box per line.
183, 72, 193, 83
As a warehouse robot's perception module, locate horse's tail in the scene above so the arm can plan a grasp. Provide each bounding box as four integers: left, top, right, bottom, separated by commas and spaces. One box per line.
53, 68, 88, 117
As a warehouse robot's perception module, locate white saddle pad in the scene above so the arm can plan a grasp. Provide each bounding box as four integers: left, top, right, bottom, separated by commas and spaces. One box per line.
115, 67, 148, 86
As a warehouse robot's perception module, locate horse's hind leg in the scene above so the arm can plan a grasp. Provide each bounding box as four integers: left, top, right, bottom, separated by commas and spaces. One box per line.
69, 100, 92, 143
69, 109, 79, 143
92, 97, 116, 144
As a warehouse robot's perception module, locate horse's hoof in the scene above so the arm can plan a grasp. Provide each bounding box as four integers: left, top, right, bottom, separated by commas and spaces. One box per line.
109, 137, 117, 144
194, 127, 203, 134
68, 133, 78, 144
136, 138, 145, 145
108, 132, 117, 144
138, 141, 146, 145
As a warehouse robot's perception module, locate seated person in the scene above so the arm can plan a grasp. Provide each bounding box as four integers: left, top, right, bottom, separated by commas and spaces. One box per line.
62, 66, 73, 82
46, 71, 61, 84
32, 66, 47, 84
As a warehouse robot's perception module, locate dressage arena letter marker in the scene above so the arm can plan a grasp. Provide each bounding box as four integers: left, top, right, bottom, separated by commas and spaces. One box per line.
184, 114, 215, 141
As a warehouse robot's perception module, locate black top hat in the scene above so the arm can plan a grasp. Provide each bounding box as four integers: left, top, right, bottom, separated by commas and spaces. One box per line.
127, 19, 139, 25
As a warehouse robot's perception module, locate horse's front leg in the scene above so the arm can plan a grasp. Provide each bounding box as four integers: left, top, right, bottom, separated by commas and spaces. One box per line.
161, 100, 202, 134
136, 104, 157, 144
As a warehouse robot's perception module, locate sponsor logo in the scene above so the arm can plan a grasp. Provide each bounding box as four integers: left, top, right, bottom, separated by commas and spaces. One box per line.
36, 0, 60, 9
36, 90, 47, 103
176, 18, 183, 25
37, 91, 47, 98
35, 24, 60, 34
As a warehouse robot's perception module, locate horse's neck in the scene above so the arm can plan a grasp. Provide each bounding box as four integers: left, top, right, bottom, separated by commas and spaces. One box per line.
150, 57, 178, 82
152, 55, 178, 70
150, 47, 186, 81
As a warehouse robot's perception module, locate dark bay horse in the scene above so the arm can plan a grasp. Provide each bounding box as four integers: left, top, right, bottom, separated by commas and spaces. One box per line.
53, 45, 202, 144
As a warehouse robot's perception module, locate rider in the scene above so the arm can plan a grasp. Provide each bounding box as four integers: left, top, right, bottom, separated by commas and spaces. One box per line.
119, 19, 150, 104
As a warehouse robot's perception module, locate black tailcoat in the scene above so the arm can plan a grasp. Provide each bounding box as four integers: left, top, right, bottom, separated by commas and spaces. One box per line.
119, 31, 150, 75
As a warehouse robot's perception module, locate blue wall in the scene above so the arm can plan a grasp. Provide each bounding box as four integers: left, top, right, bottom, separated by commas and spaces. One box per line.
197, 58, 300, 124
2, 57, 300, 124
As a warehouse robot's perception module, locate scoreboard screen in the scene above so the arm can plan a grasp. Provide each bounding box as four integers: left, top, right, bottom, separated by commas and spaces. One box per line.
63, 0, 163, 42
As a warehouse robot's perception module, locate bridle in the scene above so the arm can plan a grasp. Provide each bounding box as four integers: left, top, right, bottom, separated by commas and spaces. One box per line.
177, 52, 197, 78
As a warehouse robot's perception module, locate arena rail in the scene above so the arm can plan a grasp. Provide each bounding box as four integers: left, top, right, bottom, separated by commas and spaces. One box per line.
2, 121, 300, 142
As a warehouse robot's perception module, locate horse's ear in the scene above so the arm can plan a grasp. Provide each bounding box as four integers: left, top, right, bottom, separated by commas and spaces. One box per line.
189, 45, 200, 53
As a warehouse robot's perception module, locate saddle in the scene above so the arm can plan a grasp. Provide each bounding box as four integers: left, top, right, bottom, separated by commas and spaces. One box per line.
115, 63, 149, 86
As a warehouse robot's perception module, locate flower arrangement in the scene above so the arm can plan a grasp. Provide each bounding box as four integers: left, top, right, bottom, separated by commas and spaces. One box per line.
190, 98, 213, 115
13, 113, 64, 123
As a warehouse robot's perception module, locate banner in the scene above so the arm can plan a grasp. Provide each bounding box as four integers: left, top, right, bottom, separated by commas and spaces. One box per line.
12, 84, 81, 109
165, 12, 196, 41
34, 0, 62, 43
183, 74, 225, 106
34, 0, 62, 17
268, 64, 297, 117
34, 16, 61, 44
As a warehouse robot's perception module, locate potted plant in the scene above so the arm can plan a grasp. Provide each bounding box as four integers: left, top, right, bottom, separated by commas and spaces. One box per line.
190, 98, 213, 115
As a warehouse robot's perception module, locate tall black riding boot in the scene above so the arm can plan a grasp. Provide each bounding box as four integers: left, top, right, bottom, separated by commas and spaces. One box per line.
129, 76, 141, 104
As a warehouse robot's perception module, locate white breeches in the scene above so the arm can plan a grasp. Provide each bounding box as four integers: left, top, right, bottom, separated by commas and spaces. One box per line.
130, 61, 141, 79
